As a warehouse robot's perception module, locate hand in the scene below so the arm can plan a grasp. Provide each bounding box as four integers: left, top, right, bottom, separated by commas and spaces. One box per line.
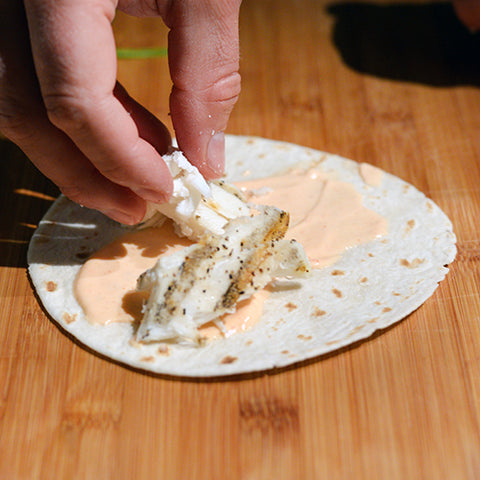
452, 0, 480, 31
0, 0, 241, 224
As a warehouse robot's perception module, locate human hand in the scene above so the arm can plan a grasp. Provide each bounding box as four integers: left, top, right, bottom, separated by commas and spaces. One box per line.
0, 0, 241, 224
452, 0, 480, 31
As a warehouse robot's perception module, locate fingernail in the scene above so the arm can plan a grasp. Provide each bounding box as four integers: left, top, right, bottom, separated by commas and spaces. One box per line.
207, 131, 225, 177
105, 209, 138, 225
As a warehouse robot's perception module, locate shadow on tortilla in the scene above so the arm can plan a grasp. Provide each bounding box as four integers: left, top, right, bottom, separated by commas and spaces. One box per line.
327, 1, 480, 87
0, 137, 59, 268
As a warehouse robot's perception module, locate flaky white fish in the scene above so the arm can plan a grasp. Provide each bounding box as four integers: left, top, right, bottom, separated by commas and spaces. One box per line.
135, 206, 310, 343
140, 150, 250, 239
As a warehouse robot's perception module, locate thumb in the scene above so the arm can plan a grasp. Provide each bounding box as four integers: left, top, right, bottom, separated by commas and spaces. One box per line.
165, 0, 242, 178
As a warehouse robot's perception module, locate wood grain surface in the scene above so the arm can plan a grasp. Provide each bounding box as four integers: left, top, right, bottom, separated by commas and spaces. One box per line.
1, 1, 480, 478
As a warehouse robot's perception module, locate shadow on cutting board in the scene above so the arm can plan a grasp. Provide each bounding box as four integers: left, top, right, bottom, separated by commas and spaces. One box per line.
0, 137, 59, 268
327, 1, 480, 87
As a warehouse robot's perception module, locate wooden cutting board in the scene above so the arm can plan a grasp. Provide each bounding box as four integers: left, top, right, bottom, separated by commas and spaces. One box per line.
1, 1, 480, 478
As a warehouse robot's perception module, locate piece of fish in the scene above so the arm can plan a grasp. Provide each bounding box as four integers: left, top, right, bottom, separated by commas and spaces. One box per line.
140, 150, 250, 239
135, 206, 310, 343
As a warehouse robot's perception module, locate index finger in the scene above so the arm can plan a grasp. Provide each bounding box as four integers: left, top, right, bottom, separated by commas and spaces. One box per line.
23, 0, 173, 203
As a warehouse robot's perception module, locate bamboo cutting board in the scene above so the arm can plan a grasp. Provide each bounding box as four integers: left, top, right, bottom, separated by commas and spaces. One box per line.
1, 1, 480, 478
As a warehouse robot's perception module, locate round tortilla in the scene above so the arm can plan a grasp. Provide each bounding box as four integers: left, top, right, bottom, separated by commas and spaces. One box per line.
28, 135, 456, 377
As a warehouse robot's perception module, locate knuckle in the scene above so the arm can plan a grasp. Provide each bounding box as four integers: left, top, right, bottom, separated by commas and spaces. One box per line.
203, 72, 242, 106
97, 161, 130, 185
43, 92, 91, 134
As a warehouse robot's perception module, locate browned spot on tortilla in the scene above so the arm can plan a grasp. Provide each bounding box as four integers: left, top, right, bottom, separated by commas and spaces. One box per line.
403, 219, 416, 237
141, 356, 155, 363
157, 345, 170, 356
46, 281, 57, 292
383, 307, 392, 313
312, 307, 326, 317
281, 350, 289, 354
221, 355, 238, 364
426, 201, 434, 212
331, 269, 345, 276
239, 397, 299, 434
246, 138, 255, 145
393, 292, 402, 296
297, 334, 312, 340
348, 325, 365, 337
325, 340, 338, 345
245, 340, 253, 346
368, 252, 374, 257
360, 277, 368, 284
400, 258, 424, 268
332, 288, 343, 298
368, 317, 379, 323
62, 312, 77, 324
375, 301, 381, 305
285, 302, 297, 311
403, 184, 410, 193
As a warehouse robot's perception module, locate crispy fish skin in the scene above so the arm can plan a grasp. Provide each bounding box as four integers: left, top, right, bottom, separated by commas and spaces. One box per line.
220, 208, 288, 310
135, 207, 310, 343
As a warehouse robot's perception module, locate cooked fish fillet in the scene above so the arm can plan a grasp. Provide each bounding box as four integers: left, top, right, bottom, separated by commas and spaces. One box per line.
135, 207, 311, 343
140, 150, 250, 239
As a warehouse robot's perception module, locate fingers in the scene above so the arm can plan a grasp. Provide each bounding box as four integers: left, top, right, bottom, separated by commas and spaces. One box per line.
0, 0, 170, 224
0, 90, 146, 223
165, 0, 242, 178
452, 0, 480, 31
23, 0, 173, 203
114, 83, 171, 156
0, 57, 146, 224
15, 116, 148, 225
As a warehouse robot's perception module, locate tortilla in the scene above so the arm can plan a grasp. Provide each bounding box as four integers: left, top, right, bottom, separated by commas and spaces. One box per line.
27, 135, 456, 376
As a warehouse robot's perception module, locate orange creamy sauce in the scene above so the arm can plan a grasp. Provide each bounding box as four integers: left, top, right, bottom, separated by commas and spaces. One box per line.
75, 222, 189, 326
238, 168, 387, 267
359, 163, 383, 187
75, 167, 387, 337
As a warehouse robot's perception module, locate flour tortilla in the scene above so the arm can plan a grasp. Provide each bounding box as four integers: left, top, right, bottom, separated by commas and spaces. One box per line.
28, 135, 456, 376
